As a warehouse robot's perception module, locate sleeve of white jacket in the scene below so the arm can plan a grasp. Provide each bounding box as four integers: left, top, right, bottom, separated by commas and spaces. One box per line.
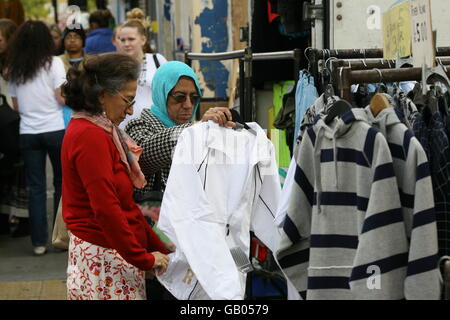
157, 129, 243, 300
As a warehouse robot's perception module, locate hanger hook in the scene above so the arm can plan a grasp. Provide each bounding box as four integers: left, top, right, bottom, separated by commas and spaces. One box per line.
360, 59, 368, 67
325, 56, 338, 72
304, 47, 313, 71
373, 68, 383, 83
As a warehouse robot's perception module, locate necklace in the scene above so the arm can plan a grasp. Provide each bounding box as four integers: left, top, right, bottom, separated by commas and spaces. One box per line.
138, 55, 148, 87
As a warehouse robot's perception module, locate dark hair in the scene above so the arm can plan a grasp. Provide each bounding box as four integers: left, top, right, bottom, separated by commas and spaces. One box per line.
62, 53, 140, 114
6, 20, 54, 85
121, 19, 152, 53
89, 9, 114, 29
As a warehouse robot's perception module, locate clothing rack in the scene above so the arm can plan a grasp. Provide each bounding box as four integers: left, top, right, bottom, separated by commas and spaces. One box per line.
307, 46, 450, 93
184, 48, 302, 122
328, 57, 450, 94
335, 65, 450, 102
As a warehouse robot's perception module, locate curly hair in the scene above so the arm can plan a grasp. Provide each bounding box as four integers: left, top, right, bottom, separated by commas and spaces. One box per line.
5, 20, 54, 85
62, 53, 140, 114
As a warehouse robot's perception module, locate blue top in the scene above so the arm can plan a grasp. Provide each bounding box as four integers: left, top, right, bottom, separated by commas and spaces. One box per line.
84, 28, 116, 54
151, 61, 202, 128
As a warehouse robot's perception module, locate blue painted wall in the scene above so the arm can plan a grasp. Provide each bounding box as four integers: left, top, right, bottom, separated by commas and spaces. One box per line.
194, 0, 229, 98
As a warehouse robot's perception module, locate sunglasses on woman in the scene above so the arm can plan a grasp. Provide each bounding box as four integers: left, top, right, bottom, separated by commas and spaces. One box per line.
169, 92, 201, 105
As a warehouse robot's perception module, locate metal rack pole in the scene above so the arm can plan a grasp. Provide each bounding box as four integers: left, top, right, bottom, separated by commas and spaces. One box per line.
243, 47, 253, 122
337, 66, 450, 102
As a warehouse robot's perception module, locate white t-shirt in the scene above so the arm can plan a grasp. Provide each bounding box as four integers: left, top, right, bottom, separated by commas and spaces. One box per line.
119, 53, 167, 129
9, 56, 66, 134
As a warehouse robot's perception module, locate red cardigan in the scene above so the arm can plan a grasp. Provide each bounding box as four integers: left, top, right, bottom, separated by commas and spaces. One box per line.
61, 118, 169, 271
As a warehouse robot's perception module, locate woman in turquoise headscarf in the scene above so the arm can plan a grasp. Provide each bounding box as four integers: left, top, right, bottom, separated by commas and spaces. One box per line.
125, 61, 234, 199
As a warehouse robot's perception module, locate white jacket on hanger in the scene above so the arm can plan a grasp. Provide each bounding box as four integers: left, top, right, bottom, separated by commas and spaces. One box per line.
156, 121, 282, 300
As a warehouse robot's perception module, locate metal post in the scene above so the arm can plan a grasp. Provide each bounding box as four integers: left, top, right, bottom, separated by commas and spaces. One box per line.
239, 58, 245, 117
293, 48, 301, 83
184, 50, 191, 66
52, 0, 58, 24
243, 47, 253, 122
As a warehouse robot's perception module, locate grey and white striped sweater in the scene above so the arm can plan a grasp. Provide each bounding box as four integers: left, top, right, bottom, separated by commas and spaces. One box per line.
276, 108, 410, 300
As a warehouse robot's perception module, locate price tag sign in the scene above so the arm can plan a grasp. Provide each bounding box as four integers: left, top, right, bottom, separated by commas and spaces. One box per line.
382, 1, 412, 60
410, 0, 435, 67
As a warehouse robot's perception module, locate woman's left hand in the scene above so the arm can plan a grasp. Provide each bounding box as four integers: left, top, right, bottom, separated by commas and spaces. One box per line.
201, 107, 235, 127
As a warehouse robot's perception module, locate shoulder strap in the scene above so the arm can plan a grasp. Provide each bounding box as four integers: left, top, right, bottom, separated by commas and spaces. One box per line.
152, 54, 160, 69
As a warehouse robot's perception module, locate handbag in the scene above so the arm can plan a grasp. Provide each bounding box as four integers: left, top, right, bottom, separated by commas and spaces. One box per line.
52, 198, 69, 249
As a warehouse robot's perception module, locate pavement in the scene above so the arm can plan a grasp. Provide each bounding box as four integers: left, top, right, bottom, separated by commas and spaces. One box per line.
0, 157, 67, 300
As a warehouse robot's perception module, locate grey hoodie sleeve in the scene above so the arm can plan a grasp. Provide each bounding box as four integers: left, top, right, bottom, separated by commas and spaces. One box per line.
402, 137, 441, 300
276, 128, 316, 297
349, 130, 409, 299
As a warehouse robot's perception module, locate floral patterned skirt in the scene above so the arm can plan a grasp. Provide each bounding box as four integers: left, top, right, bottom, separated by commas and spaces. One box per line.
67, 232, 146, 300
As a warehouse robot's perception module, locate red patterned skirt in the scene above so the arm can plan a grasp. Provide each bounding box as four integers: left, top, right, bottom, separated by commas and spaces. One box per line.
66, 232, 146, 300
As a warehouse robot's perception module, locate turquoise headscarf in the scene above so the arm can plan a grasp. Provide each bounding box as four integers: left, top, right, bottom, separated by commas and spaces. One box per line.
150, 61, 202, 127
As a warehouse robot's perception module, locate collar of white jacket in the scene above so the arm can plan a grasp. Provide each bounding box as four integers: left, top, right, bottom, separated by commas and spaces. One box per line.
204, 120, 274, 167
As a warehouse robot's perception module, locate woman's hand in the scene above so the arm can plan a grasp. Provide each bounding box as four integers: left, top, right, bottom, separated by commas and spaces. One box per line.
151, 251, 169, 276
201, 107, 235, 127
165, 241, 176, 252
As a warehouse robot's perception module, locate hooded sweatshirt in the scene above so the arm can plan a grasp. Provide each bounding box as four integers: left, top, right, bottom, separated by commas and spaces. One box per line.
363, 106, 441, 300
276, 108, 410, 300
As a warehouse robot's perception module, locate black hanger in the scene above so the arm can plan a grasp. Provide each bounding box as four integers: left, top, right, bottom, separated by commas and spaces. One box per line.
323, 83, 335, 105
324, 100, 352, 125
229, 109, 256, 135
427, 87, 439, 114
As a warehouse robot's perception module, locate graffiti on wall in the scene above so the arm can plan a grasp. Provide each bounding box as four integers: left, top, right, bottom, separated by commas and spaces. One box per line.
194, 0, 229, 98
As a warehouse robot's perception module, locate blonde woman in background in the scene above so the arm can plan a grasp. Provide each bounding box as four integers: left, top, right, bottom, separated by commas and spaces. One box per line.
116, 8, 168, 129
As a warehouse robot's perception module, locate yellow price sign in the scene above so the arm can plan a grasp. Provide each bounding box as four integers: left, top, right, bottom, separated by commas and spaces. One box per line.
382, 1, 412, 59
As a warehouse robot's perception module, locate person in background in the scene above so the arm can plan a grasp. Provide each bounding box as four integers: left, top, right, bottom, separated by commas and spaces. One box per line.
49, 24, 64, 56
5, 20, 66, 256
58, 25, 87, 128
84, 9, 116, 54
116, 8, 167, 129
111, 23, 122, 50
61, 53, 170, 300
0, 19, 17, 103
0, 18, 17, 235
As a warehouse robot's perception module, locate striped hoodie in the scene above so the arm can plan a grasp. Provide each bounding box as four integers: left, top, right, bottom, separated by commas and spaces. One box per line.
363, 106, 441, 300
276, 108, 410, 300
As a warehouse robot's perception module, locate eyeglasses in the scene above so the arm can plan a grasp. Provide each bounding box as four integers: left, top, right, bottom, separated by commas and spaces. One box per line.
116, 91, 135, 108
169, 93, 201, 105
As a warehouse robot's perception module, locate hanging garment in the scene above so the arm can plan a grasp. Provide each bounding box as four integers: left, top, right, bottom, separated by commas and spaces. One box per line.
391, 84, 420, 129
413, 109, 450, 258
294, 70, 319, 148
363, 106, 441, 300
156, 121, 282, 300
276, 108, 410, 300
297, 92, 340, 143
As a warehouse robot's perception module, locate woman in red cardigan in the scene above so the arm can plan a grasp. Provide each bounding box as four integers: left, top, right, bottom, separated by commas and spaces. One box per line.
60, 53, 170, 300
